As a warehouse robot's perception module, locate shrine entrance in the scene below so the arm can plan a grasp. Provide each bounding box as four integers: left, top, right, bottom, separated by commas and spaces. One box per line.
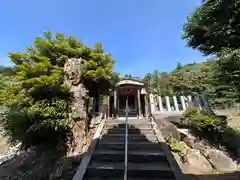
109, 78, 149, 119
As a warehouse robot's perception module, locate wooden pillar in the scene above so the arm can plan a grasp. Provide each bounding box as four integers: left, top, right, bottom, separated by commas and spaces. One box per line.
114, 90, 117, 117
107, 95, 110, 119
137, 88, 142, 118
99, 95, 103, 119
144, 94, 148, 117
92, 98, 96, 113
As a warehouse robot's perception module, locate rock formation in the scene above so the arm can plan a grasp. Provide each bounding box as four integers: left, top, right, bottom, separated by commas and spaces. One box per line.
184, 149, 213, 174
206, 149, 238, 172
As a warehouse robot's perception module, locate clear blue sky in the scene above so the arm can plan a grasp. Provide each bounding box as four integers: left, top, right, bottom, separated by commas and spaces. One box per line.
0, 0, 203, 77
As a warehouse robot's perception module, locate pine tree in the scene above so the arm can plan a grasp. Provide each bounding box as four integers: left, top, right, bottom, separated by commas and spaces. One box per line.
0, 31, 119, 146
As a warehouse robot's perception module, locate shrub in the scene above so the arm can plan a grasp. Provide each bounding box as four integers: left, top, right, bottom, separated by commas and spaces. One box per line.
182, 108, 240, 155
1, 106, 68, 146
222, 127, 240, 155
181, 108, 201, 125
181, 108, 228, 141
165, 136, 184, 153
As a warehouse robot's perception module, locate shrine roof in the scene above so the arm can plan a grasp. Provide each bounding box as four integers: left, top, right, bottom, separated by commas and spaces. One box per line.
116, 77, 145, 87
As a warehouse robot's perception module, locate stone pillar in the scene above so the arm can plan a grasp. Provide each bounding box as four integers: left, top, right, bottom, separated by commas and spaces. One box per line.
99, 95, 104, 119
158, 96, 163, 112
107, 96, 110, 119
91, 98, 96, 113
187, 95, 192, 108
200, 94, 208, 108
165, 96, 171, 111
149, 94, 155, 114
193, 95, 202, 109
137, 89, 142, 117
173, 96, 179, 111
114, 90, 117, 117
200, 94, 214, 114
180, 96, 186, 111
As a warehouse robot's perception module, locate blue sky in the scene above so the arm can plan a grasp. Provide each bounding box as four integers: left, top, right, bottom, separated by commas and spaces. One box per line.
0, 0, 203, 77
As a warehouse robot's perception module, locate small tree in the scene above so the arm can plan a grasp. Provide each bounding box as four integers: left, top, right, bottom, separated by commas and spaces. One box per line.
0, 31, 119, 148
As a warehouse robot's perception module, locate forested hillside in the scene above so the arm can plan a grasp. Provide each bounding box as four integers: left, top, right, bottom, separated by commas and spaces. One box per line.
142, 60, 238, 105
182, 0, 240, 105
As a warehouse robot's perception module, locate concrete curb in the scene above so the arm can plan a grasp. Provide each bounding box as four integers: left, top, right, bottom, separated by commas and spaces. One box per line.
150, 116, 185, 180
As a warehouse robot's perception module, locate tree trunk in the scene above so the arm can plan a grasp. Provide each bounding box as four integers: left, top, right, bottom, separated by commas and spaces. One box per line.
64, 58, 89, 155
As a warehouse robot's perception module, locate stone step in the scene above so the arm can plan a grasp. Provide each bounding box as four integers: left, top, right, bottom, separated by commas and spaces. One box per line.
85, 162, 174, 179
106, 120, 150, 125
91, 150, 168, 163
105, 122, 151, 126
85, 162, 124, 178
101, 133, 157, 140
117, 111, 138, 117
97, 141, 163, 151
105, 123, 152, 129
106, 120, 150, 124
84, 178, 175, 180
99, 135, 158, 143
100, 137, 158, 143
102, 128, 154, 135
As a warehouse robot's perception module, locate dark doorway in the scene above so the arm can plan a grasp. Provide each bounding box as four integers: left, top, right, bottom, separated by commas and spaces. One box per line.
118, 95, 137, 117
109, 96, 114, 117
140, 94, 146, 116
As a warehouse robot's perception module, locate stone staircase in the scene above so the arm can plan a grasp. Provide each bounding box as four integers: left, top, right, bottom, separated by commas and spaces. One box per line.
117, 110, 137, 118
83, 118, 177, 180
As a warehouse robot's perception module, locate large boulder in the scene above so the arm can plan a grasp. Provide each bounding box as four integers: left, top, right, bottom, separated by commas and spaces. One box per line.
154, 118, 181, 141
206, 149, 238, 172
183, 149, 213, 174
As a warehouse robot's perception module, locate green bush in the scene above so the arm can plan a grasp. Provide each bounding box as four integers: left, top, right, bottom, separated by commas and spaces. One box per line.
181, 108, 227, 141
165, 136, 184, 153
182, 108, 240, 155
181, 108, 201, 124
222, 127, 240, 155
